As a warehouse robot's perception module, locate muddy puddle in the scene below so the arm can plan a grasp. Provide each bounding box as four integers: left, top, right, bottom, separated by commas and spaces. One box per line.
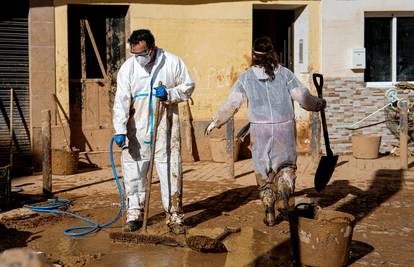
4, 216, 291, 266
1, 191, 292, 267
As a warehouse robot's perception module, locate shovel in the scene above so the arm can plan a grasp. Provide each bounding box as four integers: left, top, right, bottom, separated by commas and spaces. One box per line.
186, 226, 241, 253
313, 73, 338, 192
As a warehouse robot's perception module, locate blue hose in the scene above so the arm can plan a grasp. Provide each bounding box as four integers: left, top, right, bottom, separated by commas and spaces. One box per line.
24, 137, 125, 237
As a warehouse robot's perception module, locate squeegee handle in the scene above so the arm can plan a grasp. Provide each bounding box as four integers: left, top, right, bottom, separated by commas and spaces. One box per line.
216, 227, 241, 241
313, 73, 333, 157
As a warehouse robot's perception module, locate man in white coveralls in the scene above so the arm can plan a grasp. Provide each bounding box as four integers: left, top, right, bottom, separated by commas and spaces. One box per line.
113, 29, 195, 234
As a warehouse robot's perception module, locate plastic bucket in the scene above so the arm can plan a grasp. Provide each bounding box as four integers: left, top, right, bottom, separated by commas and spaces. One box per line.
352, 134, 381, 159
52, 148, 79, 175
297, 207, 355, 267
209, 137, 240, 162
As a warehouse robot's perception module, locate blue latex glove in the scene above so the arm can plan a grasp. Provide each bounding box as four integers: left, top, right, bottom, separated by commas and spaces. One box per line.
114, 134, 126, 148
154, 84, 168, 101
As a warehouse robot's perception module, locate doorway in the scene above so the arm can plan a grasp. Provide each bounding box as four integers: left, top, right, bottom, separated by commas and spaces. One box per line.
67, 5, 128, 155
253, 8, 295, 70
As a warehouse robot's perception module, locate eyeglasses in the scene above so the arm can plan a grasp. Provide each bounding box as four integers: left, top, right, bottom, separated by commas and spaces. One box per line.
131, 48, 151, 56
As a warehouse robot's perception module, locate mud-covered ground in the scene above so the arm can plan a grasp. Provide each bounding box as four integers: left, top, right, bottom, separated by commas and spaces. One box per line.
1, 155, 414, 266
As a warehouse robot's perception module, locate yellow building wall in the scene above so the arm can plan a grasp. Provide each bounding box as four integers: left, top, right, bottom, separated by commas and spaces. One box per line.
129, 0, 320, 122
52, 0, 320, 156
54, 4, 70, 125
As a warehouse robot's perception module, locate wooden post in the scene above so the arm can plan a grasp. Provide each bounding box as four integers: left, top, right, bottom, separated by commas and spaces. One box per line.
9, 89, 13, 167
181, 100, 195, 161
80, 19, 86, 81
42, 110, 52, 195
399, 100, 408, 170
226, 117, 234, 179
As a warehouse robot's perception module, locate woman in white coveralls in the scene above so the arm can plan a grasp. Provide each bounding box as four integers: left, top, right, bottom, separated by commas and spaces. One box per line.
205, 36, 326, 226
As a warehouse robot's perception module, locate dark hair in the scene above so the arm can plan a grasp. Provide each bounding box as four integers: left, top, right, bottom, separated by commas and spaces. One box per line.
128, 29, 155, 48
251, 36, 279, 80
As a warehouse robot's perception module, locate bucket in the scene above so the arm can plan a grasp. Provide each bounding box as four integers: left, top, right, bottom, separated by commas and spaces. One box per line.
296, 206, 355, 267
0, 165, 11, 206
209, 137, 240, 162
352, 134, 381, 159
52, 148, 79, 175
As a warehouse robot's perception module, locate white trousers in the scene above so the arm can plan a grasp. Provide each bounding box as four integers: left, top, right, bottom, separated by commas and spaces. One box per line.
121, 148, 183, 224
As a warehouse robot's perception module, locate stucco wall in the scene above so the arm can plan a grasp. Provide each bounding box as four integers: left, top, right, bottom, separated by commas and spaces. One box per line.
128, 1, 321, 156
48, 0, 320, 164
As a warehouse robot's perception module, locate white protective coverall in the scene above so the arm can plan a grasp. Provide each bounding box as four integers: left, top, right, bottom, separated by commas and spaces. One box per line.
113, 48, 195, 225
211, 65, 323, 188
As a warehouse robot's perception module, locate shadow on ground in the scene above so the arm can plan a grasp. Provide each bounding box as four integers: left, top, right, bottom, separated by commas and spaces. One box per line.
0, 223, 35, 252
183, 185, 258, 227
146, 185, 259, 226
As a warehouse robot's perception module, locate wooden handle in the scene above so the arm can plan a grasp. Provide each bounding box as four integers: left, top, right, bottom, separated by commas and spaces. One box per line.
142, 98, 161, 231
216, 226, 241, 241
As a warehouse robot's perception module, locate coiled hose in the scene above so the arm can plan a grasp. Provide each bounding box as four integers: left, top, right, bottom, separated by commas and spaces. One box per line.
24, 137, 124, 237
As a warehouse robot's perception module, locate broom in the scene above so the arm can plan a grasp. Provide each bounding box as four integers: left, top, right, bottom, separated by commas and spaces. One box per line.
109, 83, 180, 245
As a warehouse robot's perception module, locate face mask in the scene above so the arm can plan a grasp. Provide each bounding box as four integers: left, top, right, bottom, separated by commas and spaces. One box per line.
135, 54, 151, 67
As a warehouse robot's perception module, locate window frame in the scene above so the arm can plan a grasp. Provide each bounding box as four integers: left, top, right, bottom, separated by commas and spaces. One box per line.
365, 12, 414, 87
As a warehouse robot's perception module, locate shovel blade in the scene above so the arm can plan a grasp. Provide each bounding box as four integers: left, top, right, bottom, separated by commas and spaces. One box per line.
314, 155, 338, 192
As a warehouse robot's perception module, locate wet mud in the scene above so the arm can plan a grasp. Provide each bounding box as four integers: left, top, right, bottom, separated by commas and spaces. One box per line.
2, 161, 414, 266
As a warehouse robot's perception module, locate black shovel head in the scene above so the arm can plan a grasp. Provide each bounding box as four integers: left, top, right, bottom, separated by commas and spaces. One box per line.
314, 154, 339, 192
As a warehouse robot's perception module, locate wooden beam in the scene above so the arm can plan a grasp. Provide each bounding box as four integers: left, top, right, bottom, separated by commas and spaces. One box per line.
84, 19, 108, 80
80, 19, 86, 81
226, 117, 234, 179
399, 100, 409, 170
42, 110, 52, 195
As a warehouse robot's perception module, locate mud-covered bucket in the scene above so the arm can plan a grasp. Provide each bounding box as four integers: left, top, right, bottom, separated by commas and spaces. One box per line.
52, 147, 79, 175
352, 134, 381, 159
296, 206, 355, 267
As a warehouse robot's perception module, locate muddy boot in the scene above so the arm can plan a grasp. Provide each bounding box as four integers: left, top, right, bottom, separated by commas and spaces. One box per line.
124, 208, 143, 232
167, 212, 186, 235
259, 188, 276, 226
276, 167, 296, 217
123, 220, 142, 232
169, 222, 186, 235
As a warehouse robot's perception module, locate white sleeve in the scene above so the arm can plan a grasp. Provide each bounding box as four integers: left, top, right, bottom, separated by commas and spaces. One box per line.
166, 58, 195, 104
290, 86, 324, 112
286, 70, 323, 112
212, 78, 246, 128
113, 64, 131, 135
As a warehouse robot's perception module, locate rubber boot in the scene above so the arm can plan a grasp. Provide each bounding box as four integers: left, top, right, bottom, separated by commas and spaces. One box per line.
276, 167, 296, 218
167, 212, 186, 235
123, 220, 142, 232
124, 209, 143, 232
259, 188, 276, 226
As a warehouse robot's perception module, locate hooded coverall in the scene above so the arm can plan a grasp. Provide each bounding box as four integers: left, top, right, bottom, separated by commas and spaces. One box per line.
113, 48, 195, 226
211, 65, 323, 219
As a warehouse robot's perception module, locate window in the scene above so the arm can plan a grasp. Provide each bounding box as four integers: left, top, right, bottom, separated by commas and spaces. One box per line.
365, 15, 414, 83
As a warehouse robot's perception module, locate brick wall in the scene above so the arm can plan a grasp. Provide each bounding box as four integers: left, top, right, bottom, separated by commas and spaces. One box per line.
323, 77, 408, 154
